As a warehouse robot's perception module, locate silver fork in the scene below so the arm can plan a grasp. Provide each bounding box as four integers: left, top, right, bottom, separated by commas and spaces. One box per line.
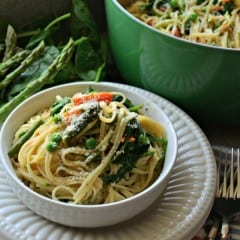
213, 145, 240, 200
208, 145, 240, 240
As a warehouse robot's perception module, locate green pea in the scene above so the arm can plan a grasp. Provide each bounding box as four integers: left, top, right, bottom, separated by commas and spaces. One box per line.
85, 137, 96, 149
52, 114, 62, 123
51, 133, 62, 143
170, 0, 179, 8
189, 12, 197, 21
46, 141, 58, 152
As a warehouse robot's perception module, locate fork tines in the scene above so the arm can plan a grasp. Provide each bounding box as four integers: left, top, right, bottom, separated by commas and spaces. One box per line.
213, 145, 240, 199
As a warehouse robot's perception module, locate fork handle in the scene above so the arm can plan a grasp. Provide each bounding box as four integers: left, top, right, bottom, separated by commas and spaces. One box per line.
220, 232, 230, 240
221, 220, 229, 240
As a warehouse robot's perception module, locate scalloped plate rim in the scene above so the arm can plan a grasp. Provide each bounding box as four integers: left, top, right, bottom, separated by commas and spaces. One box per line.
0, 81, 216, 240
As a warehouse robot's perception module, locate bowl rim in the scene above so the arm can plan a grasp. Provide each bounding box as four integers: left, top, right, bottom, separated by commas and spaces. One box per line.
109, 0, 240, 52
0, 81, 177, 209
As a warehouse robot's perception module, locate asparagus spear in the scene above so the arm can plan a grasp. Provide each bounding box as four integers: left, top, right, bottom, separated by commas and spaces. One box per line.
3, 25, 17, 61
0, 38, 75, 123
62, 101, 100, 145
8, 118, 44, 157
0, 49, 30, 77
50, 96, 71, 116
26, 13, 71, 49
0, 41, 45, 90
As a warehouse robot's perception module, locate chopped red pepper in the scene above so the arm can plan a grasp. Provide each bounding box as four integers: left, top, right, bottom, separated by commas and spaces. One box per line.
72, 92, 113, 105
171, 26, 181, 37
147, 19, 153, 26
129, 137, 136, 142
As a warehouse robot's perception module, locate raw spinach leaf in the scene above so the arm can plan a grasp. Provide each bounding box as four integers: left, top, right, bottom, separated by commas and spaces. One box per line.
7, 45, 59, 99
74, 37, 102, 81
53, 61, 77, 84
70, 0, 99, 43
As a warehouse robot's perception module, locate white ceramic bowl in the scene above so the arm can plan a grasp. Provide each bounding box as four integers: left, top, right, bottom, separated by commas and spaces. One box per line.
0, 82, 177, 228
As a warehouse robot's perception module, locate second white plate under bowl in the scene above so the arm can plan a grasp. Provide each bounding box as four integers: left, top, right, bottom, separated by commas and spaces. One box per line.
0, 82, 216, 240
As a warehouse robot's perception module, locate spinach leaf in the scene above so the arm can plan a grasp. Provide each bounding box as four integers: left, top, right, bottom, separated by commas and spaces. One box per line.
70, 0, 99, 43
7, 45, 59, 99
74, 37, 102, 81
53, 61, 77, 84
103, 119, 150, 184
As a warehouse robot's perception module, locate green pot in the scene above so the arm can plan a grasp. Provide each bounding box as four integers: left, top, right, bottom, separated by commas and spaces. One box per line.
105, 0, 240, 125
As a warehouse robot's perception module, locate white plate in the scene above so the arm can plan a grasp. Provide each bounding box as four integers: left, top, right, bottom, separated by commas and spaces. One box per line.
0, 82, 216, 240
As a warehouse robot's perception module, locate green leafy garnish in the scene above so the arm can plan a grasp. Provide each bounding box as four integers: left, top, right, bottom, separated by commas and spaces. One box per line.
103, 119, 150, 184
0, 0, 109, 123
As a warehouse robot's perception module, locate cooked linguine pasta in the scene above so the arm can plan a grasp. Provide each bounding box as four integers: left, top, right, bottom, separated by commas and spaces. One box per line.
127, 0, 240, 48
9, 88, 167, 205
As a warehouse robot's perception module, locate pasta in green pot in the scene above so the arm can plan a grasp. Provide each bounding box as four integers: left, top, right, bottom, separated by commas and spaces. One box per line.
8, 87, 167, 205
127, 0, 240, 48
